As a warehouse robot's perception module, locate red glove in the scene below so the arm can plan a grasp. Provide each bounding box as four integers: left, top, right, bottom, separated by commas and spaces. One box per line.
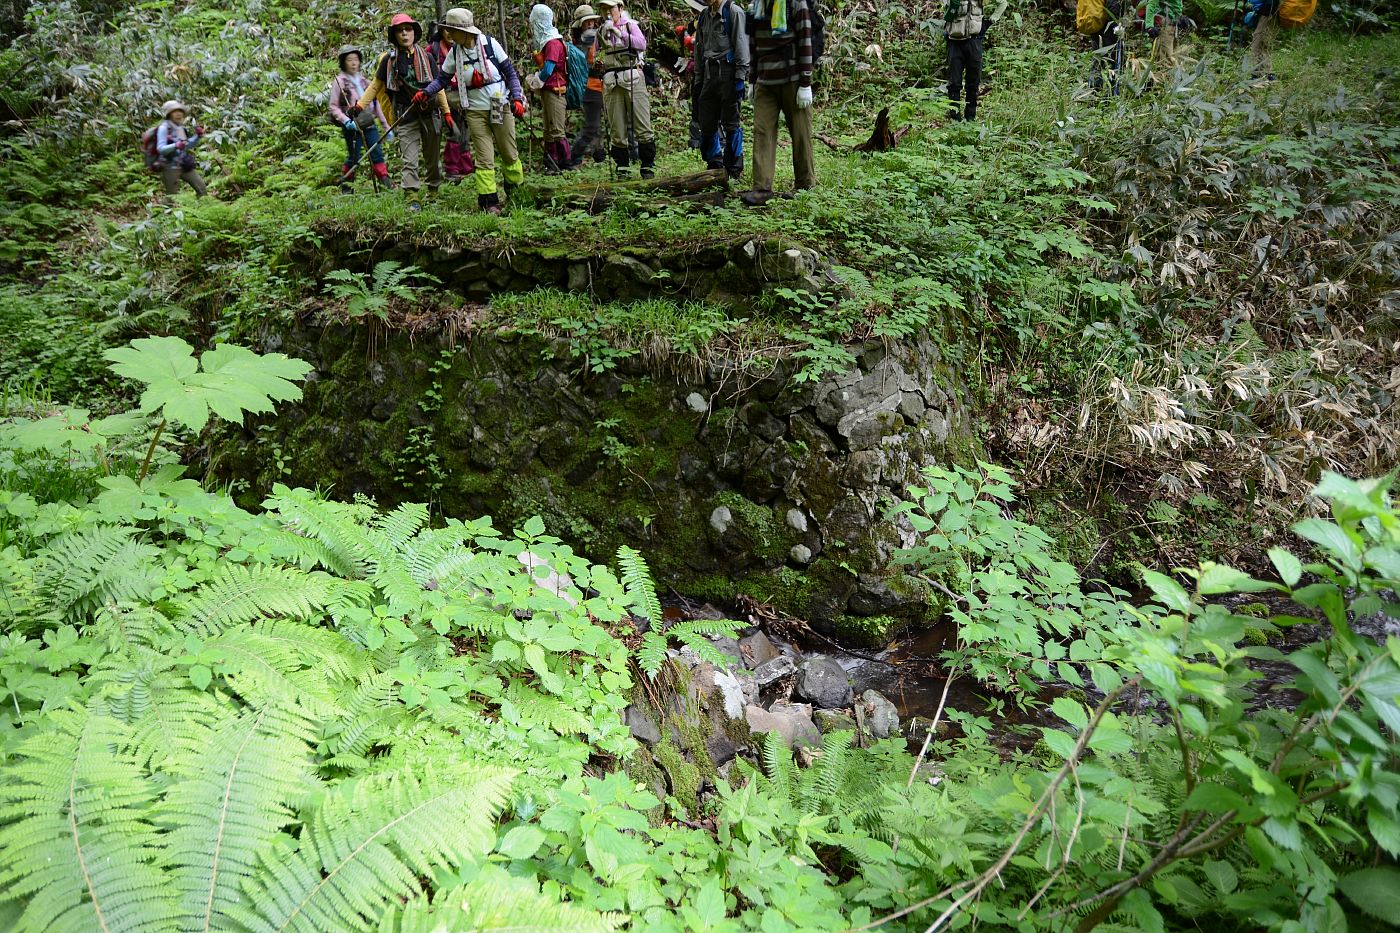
444, 112, 456, 134
512, 99, 525, 118
175, 139, 187, 150
195, 125, 206, 136
412, 90, 430, 105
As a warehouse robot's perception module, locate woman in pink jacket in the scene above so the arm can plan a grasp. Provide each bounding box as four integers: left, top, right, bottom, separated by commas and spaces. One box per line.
595, 0, 655, 178
328, 46, 391, 190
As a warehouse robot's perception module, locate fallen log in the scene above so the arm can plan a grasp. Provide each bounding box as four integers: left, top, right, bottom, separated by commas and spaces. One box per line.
553, 168, 729, 213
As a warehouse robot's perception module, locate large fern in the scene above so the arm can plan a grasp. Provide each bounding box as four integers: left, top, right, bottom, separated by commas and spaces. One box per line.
0, 708, 179, 933
202, 619, 365, 716
381, 866, 625, 933
158, 703, 318, 931
33, 526, 160, 625
229, 762, 515, 933
175, 564, 335, 636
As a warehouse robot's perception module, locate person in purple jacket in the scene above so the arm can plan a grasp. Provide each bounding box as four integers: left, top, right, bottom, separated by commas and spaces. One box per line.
595, 0, 655, 178
328, 46, 391, 191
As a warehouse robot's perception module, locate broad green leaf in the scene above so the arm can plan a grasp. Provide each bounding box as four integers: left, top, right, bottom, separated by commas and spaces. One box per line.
1268, 547, 1303, 587
1142, 570, 1192, 613
1292, 518, 1361, 570
105, 335, 199, 382
496, 824, 546, 859
1040, 728, 1078, 759
1183, 782, 1248, 814
1202, 859, 1237, 895
1367, 807, 1400, 857
1051, 697, 1088, 730
1338, 867, 1400, 923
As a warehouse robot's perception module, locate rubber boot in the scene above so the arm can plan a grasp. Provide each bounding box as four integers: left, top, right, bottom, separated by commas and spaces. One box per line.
557, 138, 574, 171
339, 163, 354, 193
478, 191, 502, 216
611, 145, 631, 178
371, 162, 389, 188
639, 141, 656, 180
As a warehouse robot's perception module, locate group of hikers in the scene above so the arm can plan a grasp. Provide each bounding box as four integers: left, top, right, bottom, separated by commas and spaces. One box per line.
315, 0, 816, 213
148, 0, 1309, 206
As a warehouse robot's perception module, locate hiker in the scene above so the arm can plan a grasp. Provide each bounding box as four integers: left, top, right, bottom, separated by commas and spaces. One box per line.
527, 3, 573, 172
944, 0, 1005, 122
328, 47, 391, 191
417, 8, 527, 214
568, 4, 607, 167
1245, 0, 1280, 78
596, 0, 656, 178
675, 0, 704, 150
1145, 0, 1182, 70
154, 100, 208, 198
1087, 0, 1125, 91
428, 24, 476, 180
693, 0, 749, 179
748, 0, 815, 195
350, 12, 454, 208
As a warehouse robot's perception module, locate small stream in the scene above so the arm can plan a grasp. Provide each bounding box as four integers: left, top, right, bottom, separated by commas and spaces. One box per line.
674, 594, 1400, 757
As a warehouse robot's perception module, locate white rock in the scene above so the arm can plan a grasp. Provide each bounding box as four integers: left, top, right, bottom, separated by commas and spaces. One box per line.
709, 505, 733, 534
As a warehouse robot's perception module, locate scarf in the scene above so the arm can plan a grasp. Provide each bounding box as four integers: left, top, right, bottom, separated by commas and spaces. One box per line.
750, 0, 788, 34
529, 3, 562, 49
384, 45, 435, 92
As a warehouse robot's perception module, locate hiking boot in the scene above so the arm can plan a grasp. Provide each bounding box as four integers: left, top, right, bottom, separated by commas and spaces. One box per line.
408, 200, 423, 213
340, 182, 354, 193
639, 141, 656, 180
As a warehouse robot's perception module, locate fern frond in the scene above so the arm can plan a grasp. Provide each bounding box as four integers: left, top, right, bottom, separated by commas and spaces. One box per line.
203, 620, 361, 717
0, 707, 180, 933
267, 489, 376, 578
501, 681, 591, 736
34, 526, 160, 624
616, 546, 661, 625
0, 544, 51, 634
175, 565, 334, 636
321, 672, 415, 766
108, 673, 231, 769
801, 730, 855, 805
371, 503, 429, 550
761, 730, 795, 805
672, 629, 743, 670
381, 865, 625, 933
159, 704, 318, 931
635, 632, 670, 679
229, 762, 515, 933
88, 602, 177, 659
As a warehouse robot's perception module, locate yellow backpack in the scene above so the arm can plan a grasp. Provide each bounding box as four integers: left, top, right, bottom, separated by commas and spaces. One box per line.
1278, 0, 1316, 27
1077, 0, 1108, 33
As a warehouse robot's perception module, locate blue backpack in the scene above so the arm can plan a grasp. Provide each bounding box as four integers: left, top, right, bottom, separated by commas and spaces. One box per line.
564, 42, 589, 110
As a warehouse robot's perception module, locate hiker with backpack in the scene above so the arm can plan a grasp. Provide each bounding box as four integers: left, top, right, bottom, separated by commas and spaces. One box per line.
943, 0, 1005, 122
747, 0, 817, 198
328, 47, 391, 192
350, 12, 455, 209
150, 100, 208, 198
427, 24, 476, 180
568, 5, 608, 168
693, 0, 749, 180
527, 3, 574, 173
596, 0, 657, 179
416, 8, 528, 215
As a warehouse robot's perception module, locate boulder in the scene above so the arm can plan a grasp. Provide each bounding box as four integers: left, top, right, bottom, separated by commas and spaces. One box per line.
814, 709, 858, 734
745, 703, 821, 749
712, 668, 757, 719
795, 657, 853, 709
858, 690, 900, 740
625, 705, 661, 745
739, 631, 780, 669
753, 655, 796, 687
709, 635, 743, 669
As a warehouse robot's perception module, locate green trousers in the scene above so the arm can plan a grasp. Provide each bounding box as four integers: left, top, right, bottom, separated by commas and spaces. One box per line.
752, 82, 814, 193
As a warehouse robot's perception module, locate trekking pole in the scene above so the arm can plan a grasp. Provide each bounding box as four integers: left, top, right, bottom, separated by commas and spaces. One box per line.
356, 124, 382, 192
344, 98, 420, 175
1225, 0, 1244, 51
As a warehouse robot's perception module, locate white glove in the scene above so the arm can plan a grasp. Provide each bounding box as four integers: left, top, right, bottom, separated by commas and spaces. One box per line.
525, 73, 544, 92
796, 85, 813, 109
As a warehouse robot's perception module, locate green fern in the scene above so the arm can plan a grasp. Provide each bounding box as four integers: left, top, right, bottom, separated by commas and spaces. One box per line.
158, 703, 318, 930
202, 620, 364, 716
229, 762, 514, 933
175, 564, 335, 636
34, 526, 160, 624
617, 545, 661, 624
381, 866, 625, 933
0, 708, 179, 933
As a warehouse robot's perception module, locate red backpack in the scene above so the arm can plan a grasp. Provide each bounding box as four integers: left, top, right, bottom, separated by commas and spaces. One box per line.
141, 126, 163, 172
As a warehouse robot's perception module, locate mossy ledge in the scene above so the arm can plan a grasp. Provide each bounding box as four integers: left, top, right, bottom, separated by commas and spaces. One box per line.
220, 315, 975, 638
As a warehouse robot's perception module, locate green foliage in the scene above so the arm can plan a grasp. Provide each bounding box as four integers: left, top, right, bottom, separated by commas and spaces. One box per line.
618, 546, 743, 677
323, 261, 439, 322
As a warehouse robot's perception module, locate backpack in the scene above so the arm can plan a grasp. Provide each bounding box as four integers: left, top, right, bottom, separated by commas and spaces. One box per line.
564, 41, 589, 109
141, 126, 162, 172
1277, 0, 1316, 27
1077, 0, 1108, 34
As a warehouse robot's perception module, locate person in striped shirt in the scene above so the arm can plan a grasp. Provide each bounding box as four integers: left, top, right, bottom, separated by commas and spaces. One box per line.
748, 0, 815, 196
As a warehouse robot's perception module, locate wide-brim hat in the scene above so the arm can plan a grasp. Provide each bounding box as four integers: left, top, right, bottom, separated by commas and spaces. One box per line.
439, 7, 482, 35
596, 0, 621, 10
387, 12, 423, 44
334, 45, 363, 68
572, 3, 600, 27
161, 99, 188, 118
684, 0, 704, 11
